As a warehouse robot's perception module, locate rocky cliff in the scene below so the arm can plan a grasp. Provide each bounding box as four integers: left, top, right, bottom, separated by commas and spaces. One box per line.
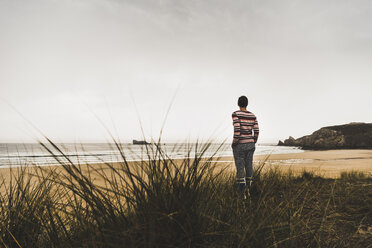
278, 123, 372, 149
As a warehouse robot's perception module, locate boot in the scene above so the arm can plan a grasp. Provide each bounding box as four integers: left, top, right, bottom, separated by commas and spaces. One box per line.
236, 177, 246, 199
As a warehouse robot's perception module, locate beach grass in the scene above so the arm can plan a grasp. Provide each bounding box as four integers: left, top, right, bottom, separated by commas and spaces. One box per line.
0, 139, 371, 247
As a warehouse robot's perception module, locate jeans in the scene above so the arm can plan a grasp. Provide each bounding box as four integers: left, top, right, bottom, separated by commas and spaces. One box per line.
232, 142, 256, 193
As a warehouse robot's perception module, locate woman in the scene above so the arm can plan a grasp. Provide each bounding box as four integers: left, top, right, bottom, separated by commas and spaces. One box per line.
232, 96, 259, 198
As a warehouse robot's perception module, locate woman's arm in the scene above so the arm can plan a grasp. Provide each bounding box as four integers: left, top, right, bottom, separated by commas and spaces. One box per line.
232, 112, 241, 144
253, 116, 259, 143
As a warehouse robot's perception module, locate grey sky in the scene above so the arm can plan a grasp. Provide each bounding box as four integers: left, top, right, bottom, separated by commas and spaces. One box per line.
1, 0, 372, 143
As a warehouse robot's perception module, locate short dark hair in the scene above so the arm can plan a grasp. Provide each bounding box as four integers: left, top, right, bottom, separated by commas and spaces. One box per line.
238, 96, 248, 107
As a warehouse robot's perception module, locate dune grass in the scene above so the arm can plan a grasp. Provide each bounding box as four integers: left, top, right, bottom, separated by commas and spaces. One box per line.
0, 139, 371, 247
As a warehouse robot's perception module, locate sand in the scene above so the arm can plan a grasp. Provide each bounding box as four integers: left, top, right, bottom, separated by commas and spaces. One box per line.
0, 150, 371, 187
227, 149, 372, 178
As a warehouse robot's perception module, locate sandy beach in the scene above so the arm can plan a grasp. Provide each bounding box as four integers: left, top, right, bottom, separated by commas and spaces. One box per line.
0, 149, 371, 182
204, 149, 372, 178
249, 149, 372, 178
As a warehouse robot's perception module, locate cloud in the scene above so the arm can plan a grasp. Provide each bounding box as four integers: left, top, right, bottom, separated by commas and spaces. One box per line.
0, 0, 372, 142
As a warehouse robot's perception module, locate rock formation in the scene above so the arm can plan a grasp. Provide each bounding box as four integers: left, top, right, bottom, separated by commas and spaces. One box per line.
132, 140, 149, 145
278, 123, 372, 149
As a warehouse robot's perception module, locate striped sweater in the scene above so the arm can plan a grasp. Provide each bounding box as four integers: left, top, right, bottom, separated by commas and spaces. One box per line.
232, 110, 259, 144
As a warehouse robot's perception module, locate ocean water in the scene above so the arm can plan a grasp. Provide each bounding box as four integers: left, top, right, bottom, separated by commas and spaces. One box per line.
0, 143, 303, 168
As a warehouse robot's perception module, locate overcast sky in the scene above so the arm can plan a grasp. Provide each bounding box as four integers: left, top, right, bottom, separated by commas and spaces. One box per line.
1, 0, 372, 143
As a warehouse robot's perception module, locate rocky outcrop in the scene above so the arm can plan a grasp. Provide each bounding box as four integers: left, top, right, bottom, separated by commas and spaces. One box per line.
133, 140, 149, 145
278, 123, 372, 149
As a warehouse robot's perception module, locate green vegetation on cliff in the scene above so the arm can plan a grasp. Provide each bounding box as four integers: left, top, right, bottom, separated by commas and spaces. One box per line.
279, 122, 372, 149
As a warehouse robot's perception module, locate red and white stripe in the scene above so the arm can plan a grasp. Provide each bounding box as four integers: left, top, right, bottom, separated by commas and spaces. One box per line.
232, 110, 259, 143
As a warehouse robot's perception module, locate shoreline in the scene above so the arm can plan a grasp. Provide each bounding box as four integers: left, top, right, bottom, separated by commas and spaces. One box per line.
0, 149, 371, 179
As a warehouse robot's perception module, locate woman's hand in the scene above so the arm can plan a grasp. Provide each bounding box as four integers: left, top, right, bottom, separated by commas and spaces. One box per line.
231, 141, 238, 148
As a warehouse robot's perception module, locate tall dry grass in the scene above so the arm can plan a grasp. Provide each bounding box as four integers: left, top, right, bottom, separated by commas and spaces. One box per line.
0, 138, 371, 247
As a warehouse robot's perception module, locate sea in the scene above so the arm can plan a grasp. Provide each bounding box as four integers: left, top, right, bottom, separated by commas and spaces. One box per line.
0, 143, 303, 168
